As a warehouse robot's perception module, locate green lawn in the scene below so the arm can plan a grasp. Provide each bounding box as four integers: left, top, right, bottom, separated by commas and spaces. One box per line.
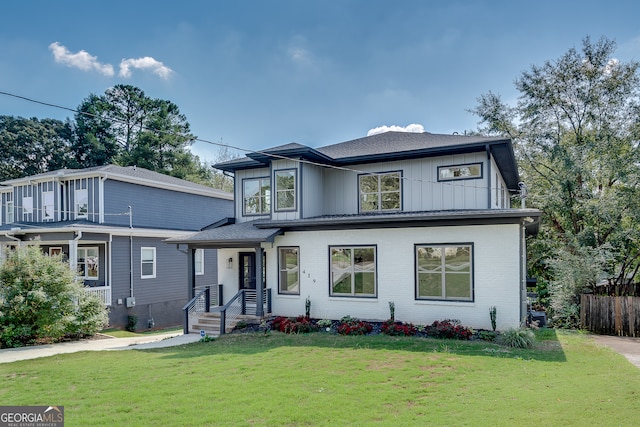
1, 330, 639, 426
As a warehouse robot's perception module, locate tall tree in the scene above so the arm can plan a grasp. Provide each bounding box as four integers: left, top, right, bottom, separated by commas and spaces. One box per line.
72, 84, 211, 180
471, 37, 640, 326
0, 116, 74, 181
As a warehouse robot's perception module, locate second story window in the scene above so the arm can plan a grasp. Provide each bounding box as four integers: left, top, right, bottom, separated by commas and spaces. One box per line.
243, 178, 270, 215
22, 196, 33, 219
359, 172, 401, 213
76, 189, 88, 218
6, 193, 14, 223
275, 169, 296, 211
42, 190, 54, 220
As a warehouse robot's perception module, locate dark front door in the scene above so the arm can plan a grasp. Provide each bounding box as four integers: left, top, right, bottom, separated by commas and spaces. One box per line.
239, 252, 256, 290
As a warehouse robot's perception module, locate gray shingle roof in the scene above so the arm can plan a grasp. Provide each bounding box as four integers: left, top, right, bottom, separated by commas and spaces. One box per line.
167, 220, 282, 247
1, 165, 232, 200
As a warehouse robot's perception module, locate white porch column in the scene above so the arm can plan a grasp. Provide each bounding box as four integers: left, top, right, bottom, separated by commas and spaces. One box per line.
68, 238, 78, 271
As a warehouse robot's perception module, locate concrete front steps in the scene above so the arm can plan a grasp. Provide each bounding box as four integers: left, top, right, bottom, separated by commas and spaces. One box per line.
189, 313, 262, 337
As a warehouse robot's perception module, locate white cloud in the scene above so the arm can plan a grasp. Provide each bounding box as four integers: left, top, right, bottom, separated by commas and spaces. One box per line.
367, 123, 425, 136
49, 42, 114, 76
119, 57, 173, 79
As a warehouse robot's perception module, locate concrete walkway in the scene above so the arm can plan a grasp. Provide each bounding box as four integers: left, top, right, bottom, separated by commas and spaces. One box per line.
591, 334, 640, 369
0, 332, 202, 364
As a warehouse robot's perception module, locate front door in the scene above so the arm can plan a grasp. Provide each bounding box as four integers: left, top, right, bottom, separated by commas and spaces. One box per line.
239, 252, 256, 290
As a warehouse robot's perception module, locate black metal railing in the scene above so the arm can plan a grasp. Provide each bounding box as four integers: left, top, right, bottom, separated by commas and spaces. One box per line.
183, 287, 271, 335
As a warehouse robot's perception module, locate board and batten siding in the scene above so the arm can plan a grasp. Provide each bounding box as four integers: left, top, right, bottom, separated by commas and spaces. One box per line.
103, 180, 233, 230
300, 162, 324, 218
264, 223, 522, 330
320, 153, 490, 216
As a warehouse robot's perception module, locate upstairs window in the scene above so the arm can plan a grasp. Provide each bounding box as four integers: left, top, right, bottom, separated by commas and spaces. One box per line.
243, 178, 270, 215
416, 244, 473, 301
274, 169, 297, 211
438, 163, 482, 181
22, 196, 33, 219
359, 172, 401, 212
42, 190, 54, 220
6, 193, 14, 223
76, 189, 88, 218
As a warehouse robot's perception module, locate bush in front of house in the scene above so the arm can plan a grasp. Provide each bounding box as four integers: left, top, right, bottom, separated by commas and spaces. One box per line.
0, 245, 109, 348
336, 316, 373, 335
498, 327, 536, 348
381, 320, 417, 336
271, 315, 317, 334
426, 319, 473, 340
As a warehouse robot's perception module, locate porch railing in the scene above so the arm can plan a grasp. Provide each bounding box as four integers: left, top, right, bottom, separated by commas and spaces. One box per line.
182, 287, 271, 335
85, 286, 112, 306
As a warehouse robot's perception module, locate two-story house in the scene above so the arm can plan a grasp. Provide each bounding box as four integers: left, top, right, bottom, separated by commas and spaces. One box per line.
0, 165, 233, 329
172, 131, 541, 332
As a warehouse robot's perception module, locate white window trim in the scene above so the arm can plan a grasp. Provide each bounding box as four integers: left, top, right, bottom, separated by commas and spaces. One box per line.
6, 192, 14, 224
78, 246, 99, 281
141, 247, 157, 279
195, 249, 204, 276
22, 196, 33, 217
76, 188, 88, 219
42, 190, 55, 221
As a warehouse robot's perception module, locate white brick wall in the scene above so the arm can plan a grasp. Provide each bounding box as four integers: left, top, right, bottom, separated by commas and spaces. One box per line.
218, 223, 523, 330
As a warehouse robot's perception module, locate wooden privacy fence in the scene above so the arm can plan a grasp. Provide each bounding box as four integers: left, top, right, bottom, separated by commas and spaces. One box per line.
580, 294, 640, 337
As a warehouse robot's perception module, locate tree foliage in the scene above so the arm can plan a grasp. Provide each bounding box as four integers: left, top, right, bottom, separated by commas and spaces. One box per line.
471, 37, 640, 325
0, 85, 228, 189
0, 116, 74, 181
0, 245, 109, 347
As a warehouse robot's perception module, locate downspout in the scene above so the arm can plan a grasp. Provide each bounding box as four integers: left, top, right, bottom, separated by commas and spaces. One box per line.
128, 206, 134, 298
520, 221, 527, 326
69, 230, 82, 272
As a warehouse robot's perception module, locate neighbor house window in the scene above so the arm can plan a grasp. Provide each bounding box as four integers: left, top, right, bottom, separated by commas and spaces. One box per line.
141, 247, 156, 279
76, 189, 88, 218
274, 169, 296, 211
22, 196, 33, 218
78, 247, 99, 280
278, 247, 300, 294
438, 163, 482, 181
6, 193, 13, 223
359, 172, 401, 212
42, 190, 54, 220
243, 177, 271, 215
415, 244, 473, 301
330, 246, 377, 297
195, 249, 204, 275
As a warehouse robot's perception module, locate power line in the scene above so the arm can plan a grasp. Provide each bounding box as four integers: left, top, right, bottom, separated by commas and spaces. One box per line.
0, 90, 520, 195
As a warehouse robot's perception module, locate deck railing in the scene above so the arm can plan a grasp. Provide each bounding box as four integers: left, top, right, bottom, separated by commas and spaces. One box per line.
85, 286, 112, 306
182, 287, 271, 335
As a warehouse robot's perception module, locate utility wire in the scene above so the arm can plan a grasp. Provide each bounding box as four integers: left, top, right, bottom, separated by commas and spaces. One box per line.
0, 90, 522, 195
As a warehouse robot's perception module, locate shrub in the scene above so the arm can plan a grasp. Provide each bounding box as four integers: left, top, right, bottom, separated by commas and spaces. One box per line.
477, 330, 497, 341
499, 327, 536, 348
126, 315, 138, 332
426, 319, 473, 340
381, 320, 417, 336
271, 315, 317, 334
337, 317, 373, 335
0, 245, 108, 347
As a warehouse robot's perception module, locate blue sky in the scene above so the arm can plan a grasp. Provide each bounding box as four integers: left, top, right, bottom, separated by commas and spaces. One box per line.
1, 0, 640, 161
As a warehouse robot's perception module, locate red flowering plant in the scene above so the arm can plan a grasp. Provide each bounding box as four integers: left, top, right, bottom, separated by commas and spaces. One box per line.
381, 320, 418, 336
426, 319, 473, 340
271, 315, 317, 334
336, 316, 373, 335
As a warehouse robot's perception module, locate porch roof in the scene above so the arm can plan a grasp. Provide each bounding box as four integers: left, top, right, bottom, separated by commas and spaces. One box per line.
166, 220, 283, 248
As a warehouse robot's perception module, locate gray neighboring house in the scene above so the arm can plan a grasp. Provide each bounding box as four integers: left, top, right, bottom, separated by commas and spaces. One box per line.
0, 165, 233, 329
